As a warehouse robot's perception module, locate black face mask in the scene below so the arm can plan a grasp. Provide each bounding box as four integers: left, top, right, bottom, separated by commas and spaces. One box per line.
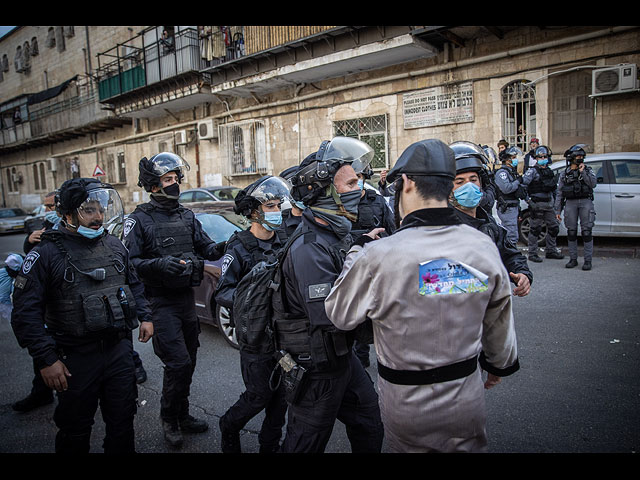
6, 266, 18, 278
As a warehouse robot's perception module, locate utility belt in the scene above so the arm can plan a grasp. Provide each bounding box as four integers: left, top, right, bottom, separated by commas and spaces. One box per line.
497, 197, 520, 213
54, 330, 130, 356
376, 355, 478, 385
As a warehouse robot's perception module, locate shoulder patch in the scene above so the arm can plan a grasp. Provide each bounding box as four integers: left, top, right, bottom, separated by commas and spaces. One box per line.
308, 283, 331, 299
14, 275, 28, 290
21, 251, 40, 274
498, 171, 508, 179
220, 253, 234, 277
123, 217, 136, 238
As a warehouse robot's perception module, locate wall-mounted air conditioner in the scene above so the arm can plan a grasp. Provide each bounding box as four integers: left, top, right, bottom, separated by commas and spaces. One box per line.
197, 119, 218, 140
175, 130, 188, 145
46, 158, 57, 172
591, 64, 639, 97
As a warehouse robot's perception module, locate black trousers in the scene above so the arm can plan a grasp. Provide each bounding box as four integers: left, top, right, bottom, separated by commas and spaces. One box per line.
281, 352, 384, 453
53, 334, 137, 453
221, 351, 287, 450
150, 289, 200, 421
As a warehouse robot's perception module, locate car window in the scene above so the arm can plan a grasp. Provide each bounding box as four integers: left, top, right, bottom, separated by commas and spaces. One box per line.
196, 213, 244, 243
194, 191, 213, 202
214, 189, 237, 200
611, 160, 640, 184
179, 192, 193, 203
587, 161, 606, 184
0, 208, 26, 218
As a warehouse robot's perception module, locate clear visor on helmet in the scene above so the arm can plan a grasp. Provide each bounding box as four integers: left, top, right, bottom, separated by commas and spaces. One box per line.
321, 137, 374, 174
482, 146, 498, 164
506, 146, 524, 158
249, 176, 291, 206
76, 188, 124, 231
151, 152, 191, 177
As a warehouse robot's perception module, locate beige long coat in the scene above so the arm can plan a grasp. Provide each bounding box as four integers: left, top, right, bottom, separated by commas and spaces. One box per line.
325, 221, 519, 452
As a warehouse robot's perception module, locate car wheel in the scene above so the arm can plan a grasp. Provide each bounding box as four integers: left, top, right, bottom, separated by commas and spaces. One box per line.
215, 304, 239, 349
518, 211, 547, 246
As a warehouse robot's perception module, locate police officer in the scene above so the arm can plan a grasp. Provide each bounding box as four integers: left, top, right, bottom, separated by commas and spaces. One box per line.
554, 144, 597, 270
279, 166, 305, 237
449, 142, 532, 297
521, 145, 564, 263
325, 139, 520, 453
10, 178, 153, 453
494, 146, 528, 246
216, 175, 291, 454
273, 136, 384, 453
23, 191, 60, 255
124, 152, 223, 448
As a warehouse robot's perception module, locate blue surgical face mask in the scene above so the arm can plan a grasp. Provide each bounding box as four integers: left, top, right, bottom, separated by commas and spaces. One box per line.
537, 158, 549, 166
45, 211, 60, 225
357, 179, 364, 191
511, 158, 518, 167
453, 182, 483, 208
293, 200, 306, 211
77, 225, 104, 239
261, 211, 282, 231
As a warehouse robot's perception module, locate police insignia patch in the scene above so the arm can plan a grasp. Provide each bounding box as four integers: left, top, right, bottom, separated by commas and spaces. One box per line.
221, 254, 234, 277
123, 217, 136, 238
22, 251, 40, 274
418, 258, 488, 296
309, 283, 331, 299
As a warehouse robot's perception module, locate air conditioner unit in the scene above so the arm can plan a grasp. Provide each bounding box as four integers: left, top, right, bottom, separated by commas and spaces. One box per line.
197, 119, 218, 140
175, 130, 188, 145
46, 157, 58, 172
591, 64, 639, 97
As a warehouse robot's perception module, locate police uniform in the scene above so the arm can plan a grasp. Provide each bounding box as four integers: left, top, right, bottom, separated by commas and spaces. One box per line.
280, 208, 302, 238
11, 226, 152, 453
325, 139, 520, 452
216, 228, 288, 453
554, 165, 597, 268
124, 196, 221, 432
275, 208, 384, 453
494, 164, 526, 245
521, 164, 562, 259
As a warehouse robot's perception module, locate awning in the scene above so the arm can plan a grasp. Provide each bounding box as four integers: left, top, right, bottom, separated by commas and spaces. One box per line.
27, 75, 78, 105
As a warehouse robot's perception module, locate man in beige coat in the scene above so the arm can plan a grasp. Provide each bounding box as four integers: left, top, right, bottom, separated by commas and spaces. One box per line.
325, 139, 520, 453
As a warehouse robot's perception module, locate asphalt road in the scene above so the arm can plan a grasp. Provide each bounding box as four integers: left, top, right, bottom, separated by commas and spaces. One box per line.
0, 232, 638, 455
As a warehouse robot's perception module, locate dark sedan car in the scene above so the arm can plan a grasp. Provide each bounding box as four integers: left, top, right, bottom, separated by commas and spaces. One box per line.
190, 201, 249, 349
179, 186, 242, 204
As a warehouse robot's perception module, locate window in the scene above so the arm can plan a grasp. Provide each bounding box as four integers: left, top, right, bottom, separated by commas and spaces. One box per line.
502, 81, 536, 151
611, 160, 640, 184
104, 151, 127, 184
219, 120, 268, 175
333, 114, 389, 169
550, 70, 593, 153
32, 162, 47, 191
5, 167, 19, 193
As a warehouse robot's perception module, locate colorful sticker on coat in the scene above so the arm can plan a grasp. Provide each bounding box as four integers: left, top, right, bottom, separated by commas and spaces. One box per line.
418, 258, 488, 296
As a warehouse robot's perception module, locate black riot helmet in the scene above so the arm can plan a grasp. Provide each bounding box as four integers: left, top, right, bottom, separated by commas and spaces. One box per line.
386, 139, 456, 184
535, 145, 553, 163
290, 136, 374, 206
449, 141, 489, 174
234, 175, 291, 217
564, 144, 588, 165
56, 177, 124, 232
138, 152, 190, 192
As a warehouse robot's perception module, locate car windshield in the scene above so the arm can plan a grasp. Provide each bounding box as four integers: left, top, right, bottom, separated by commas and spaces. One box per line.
196, 212, 246, 243
0, 208, 27, 218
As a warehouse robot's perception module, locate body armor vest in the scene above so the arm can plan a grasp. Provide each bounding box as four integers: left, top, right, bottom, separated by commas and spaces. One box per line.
272, 225, 354, 371
496, 166, 527, 203
43, 232, 138, 337
352, 190, 383, 238
136, 204, 204, 288
561, 167, 593, 200
527, 165, 557, 200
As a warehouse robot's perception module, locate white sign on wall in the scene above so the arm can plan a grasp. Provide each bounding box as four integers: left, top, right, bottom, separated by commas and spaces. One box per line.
403, 81, 474, 129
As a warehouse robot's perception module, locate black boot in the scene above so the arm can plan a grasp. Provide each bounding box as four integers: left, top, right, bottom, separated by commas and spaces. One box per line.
565, 259, 578, 268
219, 416, 241, 453
179, 414, 209, 433
12, 392, 54, 413
528, 254, 543, 263
162, 419, 184, 448
135, 365, 147, 384
582, 261, 592, 271
546, 251, 564, 259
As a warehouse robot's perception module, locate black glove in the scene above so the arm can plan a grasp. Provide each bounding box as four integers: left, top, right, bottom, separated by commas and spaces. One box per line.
154, 256, 187, 276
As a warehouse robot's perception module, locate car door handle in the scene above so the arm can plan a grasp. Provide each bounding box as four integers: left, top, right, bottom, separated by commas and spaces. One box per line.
614, 194, 634, 198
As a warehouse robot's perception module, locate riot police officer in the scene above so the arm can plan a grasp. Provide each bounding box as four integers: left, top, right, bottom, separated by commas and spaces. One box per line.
494, 146, 528, 246
521, 145, 564, 263
273, 136, 384, 453
449, 142, 532, 297
10, 178, 153, 453
279, 166, 305, 237
216, 175, 291, 454
123, 152, 223, 448
554, 144, 597, 270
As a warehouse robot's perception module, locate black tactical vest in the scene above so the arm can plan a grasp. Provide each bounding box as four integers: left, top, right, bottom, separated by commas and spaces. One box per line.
43, 232, 138, 338
497, 166, 527, 202
527, 165, 557, 200
352, 190, 383, 238
135, 204, 204, 288
561, 167, 594, 200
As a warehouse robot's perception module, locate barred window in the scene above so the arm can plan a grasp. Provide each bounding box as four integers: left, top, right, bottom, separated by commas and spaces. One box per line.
333, 114, 389, 169
501, 81, 536, 151
220, 120, 268, 175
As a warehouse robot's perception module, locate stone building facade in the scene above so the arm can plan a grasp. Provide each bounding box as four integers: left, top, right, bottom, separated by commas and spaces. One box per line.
1, 26, 638, 213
